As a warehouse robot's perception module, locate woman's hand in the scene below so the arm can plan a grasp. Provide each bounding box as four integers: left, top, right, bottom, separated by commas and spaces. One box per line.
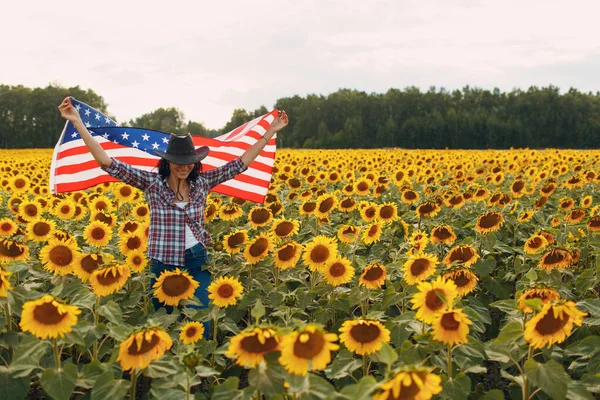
271, 110, 289, 132
58, 97, 81, 123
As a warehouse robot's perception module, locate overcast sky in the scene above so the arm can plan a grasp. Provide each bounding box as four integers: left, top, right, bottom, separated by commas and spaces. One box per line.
3, 0, 600, 129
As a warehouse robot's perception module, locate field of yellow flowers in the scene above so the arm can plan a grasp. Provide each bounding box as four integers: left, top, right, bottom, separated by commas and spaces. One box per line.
0, 148, 599, 400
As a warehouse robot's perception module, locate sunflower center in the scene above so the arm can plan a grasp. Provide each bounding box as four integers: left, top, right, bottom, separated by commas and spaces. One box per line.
319, 198, 334, 213
162, 275, 191, 296
33, 302, 67, 325
81, 255, 102, 273
363, 266, 383, 281
410, 259, 430, 277
278, 244, 297, 262
186, 327, 197, 337
249, 238, 268, 257
49, 245, 73, 266
440, 312, 460, 331
310, 245, 329, 263
91, 227, 106, 240
275, 222, 294, 237
218, 283, 234, 298
127, 237, 142, 250
251, 209, 271, 224
96, 269, 122, 285
123, 222, 139, 233
25, 204, 38, 216
128, 333, 160, 355
329, 262, 346, 277
293, 331, 325, 359
535, 309, 569, 335
425, 289, 445, 310
240, 334, 278, 353
349, 323, 381, 343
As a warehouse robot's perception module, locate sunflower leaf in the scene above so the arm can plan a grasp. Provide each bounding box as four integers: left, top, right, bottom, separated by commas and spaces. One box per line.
525, 359, 570, 400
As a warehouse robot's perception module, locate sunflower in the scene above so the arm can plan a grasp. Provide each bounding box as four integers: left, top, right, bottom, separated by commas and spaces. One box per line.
524, 235, 548, 254
244, 233, 275, 265
587, 216, 600, 232
73, 252, 114, 282
431, 308, 472, 346
415, 201, 441, 219
132, 203, 150, 221
27, 219, 56, 242
374, 368, 442, 400
338, 197, 357, 212
18, 199, 42, 222
377, 203, 398, 223
153, 268, 199, 306
223, 230, 248, 254
475, 212, 504, 235
359, 202, 378, 223
270, 219, 300, 240
83, 221, 113, 247
248, 206, 273, 228
314, 194, 338, 218
442, 268, 478, 296
321, 257, 354, 286
337, 224, 360, 244
359, 263, 386, 289
208, 276, 244, 307
119, 232, 146, 255
278, 325, 339, 376
302, 236, 337, 272
538, 248, 573, 270
524, 302, 587, 349
0, 218, 17, 237
411, 277, 458, 324
0, 269, 13, 297
443, 245, 480, 268
89, 264, 131, 296
430, 225, 457, 245
226, 327, 280, 367
273, 241, 303, 270
19, 295, 81, 339
565, 208, 586, 224
180, 321, 205, 345
126, 250, 148, 273
401, 190, 419, 204
517, 288, 561, 313
117, 327, 173, 371
39, 239, 78, 275
338, 319, 390, 356
403, 253, 439, 285
219, 204, 243, 221
362, 222, 383, 245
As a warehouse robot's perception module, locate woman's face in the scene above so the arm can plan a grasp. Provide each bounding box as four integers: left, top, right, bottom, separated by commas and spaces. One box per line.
169, 162, 194, 180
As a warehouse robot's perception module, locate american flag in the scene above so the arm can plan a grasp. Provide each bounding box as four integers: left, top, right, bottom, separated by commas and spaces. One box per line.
50, 98, 277, 203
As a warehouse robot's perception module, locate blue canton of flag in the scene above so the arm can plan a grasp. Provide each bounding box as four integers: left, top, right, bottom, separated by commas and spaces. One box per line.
63, 98, 169, 156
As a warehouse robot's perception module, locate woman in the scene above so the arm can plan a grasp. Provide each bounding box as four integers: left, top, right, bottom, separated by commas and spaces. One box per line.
58, 97, 288, 335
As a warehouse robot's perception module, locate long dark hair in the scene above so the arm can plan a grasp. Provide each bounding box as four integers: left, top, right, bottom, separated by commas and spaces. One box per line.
157, 159, 203, 182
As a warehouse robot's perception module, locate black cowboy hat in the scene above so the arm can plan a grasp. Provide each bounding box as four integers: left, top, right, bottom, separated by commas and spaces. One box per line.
154, 133, 210, 165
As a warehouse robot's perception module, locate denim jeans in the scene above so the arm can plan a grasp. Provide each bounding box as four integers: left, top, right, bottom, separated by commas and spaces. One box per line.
150, 243, 211, 338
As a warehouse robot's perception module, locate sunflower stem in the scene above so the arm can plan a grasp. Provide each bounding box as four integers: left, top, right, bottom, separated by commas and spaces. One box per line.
130, 369, 138, 400
447, 343, 453, 379
53, 339, 61, 370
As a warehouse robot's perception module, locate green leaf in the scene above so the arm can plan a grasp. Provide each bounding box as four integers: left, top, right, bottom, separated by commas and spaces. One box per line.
0, 366, 29, 400
40, 363, 78, 400
440, 373, 471, 400
9, 335, 51, 377
339, 376, 377, 400
372, 342, 398, 367
98, 300, 123, 324
524, 359, 570, 400
251, 299, 266, 322
91, 370, 129, 400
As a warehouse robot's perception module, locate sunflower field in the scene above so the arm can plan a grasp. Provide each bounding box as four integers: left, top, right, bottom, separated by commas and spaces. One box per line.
1, 148, 600, 400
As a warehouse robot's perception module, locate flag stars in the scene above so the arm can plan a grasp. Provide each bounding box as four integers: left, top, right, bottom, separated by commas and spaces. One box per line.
142, 133, 150, 141
152, 142, 160, 150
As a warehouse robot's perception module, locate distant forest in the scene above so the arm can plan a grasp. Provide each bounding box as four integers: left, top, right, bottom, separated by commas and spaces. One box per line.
1, 84, 599, 149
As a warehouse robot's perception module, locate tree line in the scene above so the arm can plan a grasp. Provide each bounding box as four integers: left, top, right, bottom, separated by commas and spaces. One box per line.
1, 84, 599, 149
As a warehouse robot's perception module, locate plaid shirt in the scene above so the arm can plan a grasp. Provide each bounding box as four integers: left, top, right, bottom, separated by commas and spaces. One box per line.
102, 157, 248, 266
